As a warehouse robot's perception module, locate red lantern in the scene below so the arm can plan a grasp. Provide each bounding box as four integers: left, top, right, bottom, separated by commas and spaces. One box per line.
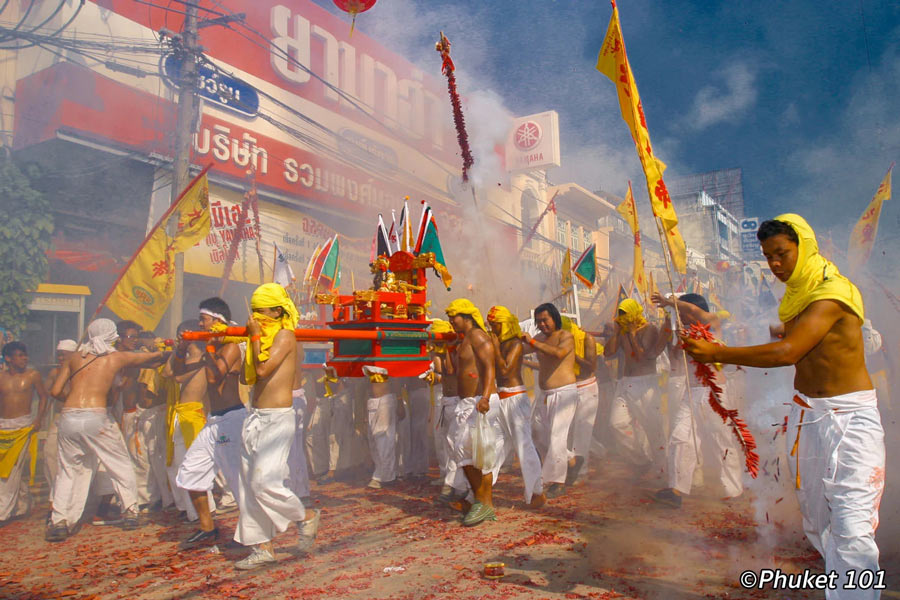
333, 0, 376, 35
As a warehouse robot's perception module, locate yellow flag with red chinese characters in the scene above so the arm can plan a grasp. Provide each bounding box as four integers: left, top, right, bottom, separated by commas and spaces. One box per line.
561, 248, 573, 292
107, 173, 210, 330
596, 2, 686, 273
616, 182, 647, 298
848, 163, 892, 275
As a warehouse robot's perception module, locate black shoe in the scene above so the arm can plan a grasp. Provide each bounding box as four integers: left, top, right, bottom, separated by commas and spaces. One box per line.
545, 483, 566, 499
185, 527, 219, 545
121, 511, 141, 530
651, 488, 682, 508
46, 521, 69, 542
437, 487, 467, 504
317, 474, 335, 485
565, 456, 585, 486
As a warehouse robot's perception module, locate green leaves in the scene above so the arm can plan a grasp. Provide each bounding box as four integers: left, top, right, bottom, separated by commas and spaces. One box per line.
0, 157, 53, 337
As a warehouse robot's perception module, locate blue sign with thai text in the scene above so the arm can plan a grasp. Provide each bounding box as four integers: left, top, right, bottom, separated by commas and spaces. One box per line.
162, 54, 259, 118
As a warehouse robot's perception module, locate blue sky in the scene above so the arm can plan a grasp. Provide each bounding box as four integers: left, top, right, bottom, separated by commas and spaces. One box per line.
315, 1, 900, 257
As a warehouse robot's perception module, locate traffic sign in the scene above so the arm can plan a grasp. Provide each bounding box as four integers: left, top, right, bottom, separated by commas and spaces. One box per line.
162, 54, 259, 118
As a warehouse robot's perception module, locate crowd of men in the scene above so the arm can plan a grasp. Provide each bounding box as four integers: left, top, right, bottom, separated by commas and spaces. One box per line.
0, 214, 889, 598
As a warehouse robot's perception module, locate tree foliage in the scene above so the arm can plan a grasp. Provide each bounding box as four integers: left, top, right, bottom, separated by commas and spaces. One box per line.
0, 156, 53, 337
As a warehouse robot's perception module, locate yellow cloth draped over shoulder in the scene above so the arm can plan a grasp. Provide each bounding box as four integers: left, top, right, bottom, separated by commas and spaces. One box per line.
0, 425, 38, 485
487, 306, 522, 342
245, 283, 300, 385
429, 318, 454, 353
154, 362, 206, 466
615, 298, 647, 333
561, 316, 586, 376
445, 298, 485, 331
775, 214, 864, 324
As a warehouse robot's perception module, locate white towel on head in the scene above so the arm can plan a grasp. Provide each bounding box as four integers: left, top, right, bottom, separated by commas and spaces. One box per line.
56, 339, 77, 352
79, 319, 119, 356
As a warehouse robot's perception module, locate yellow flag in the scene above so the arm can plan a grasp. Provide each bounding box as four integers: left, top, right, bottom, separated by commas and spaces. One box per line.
561, 248, 573, 292
616, 182, 647, 298
848, 164, 893, 274
596, 3, 686, 273
107, 173, 211, 330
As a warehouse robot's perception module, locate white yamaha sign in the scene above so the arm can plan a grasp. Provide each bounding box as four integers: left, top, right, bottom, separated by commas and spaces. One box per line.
506, 111, 561, 172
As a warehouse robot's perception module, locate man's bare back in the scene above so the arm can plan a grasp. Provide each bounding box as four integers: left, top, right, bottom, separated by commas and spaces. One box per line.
51, 351, 166, 410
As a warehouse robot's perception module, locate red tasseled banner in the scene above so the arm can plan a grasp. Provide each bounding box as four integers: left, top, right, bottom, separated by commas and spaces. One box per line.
436, 34, 474, 182
682, 322, 760, 478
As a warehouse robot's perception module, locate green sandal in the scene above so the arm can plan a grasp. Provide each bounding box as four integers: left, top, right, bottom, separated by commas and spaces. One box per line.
462, 502, 497, 526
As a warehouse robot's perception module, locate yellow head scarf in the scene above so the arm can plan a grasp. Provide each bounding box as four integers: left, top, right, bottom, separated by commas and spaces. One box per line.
429, 318, 453, 353
615, 298, 647, 332
445, 298, 486, 331
246, 283, 300, 384
775, 214, 864, 324
561, 316, 586, 376
487, 305, 522, 342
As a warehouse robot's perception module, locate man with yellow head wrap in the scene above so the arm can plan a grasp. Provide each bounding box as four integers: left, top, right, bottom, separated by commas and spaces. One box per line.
445, 299, 506, 525
429, 319, 465, 500
175, 298, 246, 546
233, 283, 320, 570
604, 297, 668, 475
486, 306, 545, 507
684, 215, 884, 599
560, 317, 600, 487
521, 303, 578, 499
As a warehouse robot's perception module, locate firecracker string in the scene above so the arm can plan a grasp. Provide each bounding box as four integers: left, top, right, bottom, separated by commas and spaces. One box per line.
682, 322, 760, 478
436, 33, 474, 182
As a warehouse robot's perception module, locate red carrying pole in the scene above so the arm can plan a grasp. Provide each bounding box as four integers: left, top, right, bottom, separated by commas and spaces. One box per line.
181, 328, 459, 343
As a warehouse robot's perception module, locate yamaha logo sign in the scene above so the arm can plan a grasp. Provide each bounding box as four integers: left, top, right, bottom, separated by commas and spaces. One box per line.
506, 111, 560, 172
513, 121, 542, 151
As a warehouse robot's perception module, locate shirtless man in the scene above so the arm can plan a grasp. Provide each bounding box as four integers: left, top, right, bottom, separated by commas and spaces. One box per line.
445, 299, 505, 526
234, 284, 319, 570
563, 317, 600, 486
522, 303, 577, 499
429, 319, 462, 500
46, 319, 167, 541
487, 306, 545, 508
683, 215, 884, 599
363, 366, 400, 489
0, 342, 48, 522
651, 292, 742, 508
604, 298, 667, 475
132, 334, 173, 513
44, 339, 77, 510
176, 298, 246, 545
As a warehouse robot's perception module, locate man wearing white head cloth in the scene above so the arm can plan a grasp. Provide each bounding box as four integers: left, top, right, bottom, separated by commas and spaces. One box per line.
45, 319, 168, 542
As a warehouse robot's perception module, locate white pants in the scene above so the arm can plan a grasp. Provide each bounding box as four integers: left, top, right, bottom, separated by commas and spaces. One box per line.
133, 405, 172, 508
435, 395, 459, 485
44, 414, 60, 499
398, 386, 430, 477
167, 415, 211, 521
609, 374, 663, 467
235, 408, 306, 546
0, 415, 34, 520
534, 384, 578, 485
497, 388, 543, 502
788, 390, 885, 600
666, 378, 742, 498
568, 377, 600, 477
122, 409, 152, 507
305, 395, 331, 476
367, 394, 398, 483
288, 390, 311, 498
452, 395, 505, 479
176, 405, 245, 503
51, 409, 138, 527
328, 392, 354, 472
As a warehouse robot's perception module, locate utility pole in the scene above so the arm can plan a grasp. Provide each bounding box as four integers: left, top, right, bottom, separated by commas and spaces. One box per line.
166, 3, 199, 337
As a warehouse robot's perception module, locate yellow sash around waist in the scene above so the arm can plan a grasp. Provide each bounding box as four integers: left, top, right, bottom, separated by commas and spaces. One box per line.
0, 426, 38, 485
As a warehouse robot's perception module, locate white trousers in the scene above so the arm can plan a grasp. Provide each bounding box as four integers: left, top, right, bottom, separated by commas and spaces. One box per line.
367, 394, 398, 483
452, 395, 505, 479
176, 406, 245, 502
568, 377, 600, 477
328, 392, 353, 472
0, 415, 33, 520
122, 409, 152, 507
609, 374, 663, 467
167, 415, 212, 521
666, 377, 742, 498
398, 386, 431, 477
305, 395, 331, 477
288, 390, 311, 498
44, 414, 60, 499
134, 405, 173, 507
788, 390, 885, 600
51, 409, 138, 526
435, 395, 458, 485
534, 384, 578, 485
497, 389, 543, 502
235, 407, 306, 546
